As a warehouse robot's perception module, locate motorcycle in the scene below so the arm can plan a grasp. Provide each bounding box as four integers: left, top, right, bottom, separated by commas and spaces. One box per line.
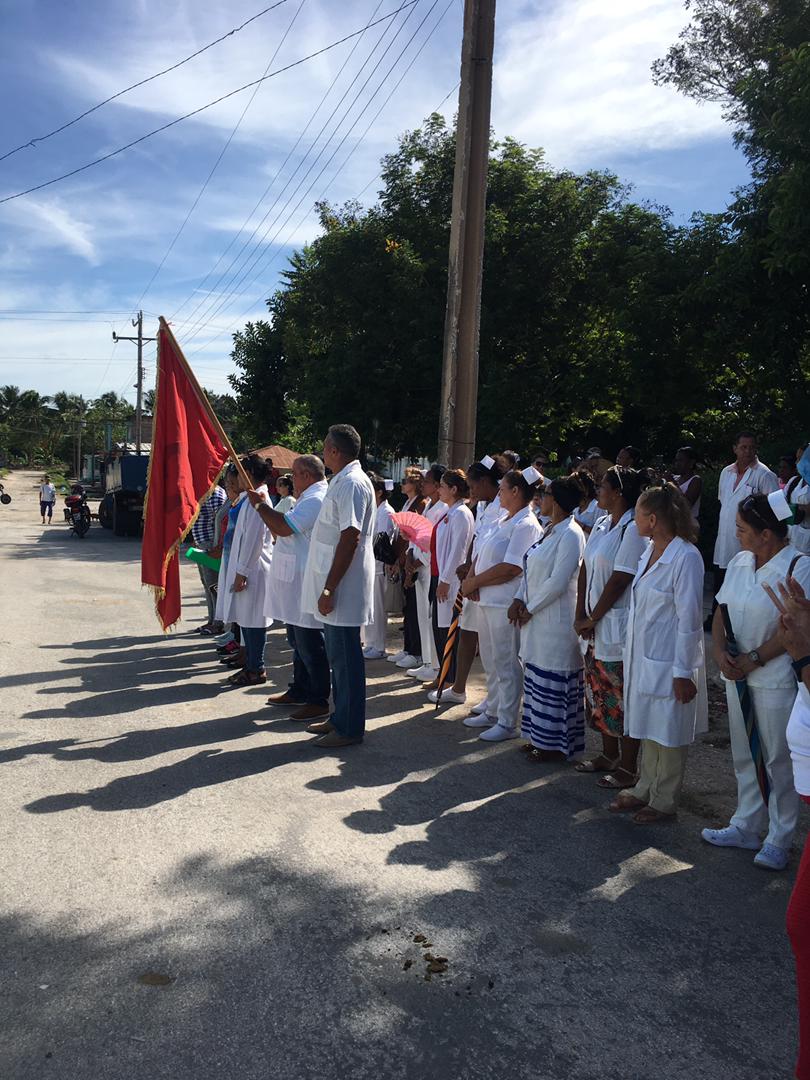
64, 489, 91, 538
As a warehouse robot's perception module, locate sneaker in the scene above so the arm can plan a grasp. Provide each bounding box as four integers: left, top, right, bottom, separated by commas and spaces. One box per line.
479, 723, 518, 743
387, 650, 408, 664
463, 713, 496, 728
363, 648, 386, 660
701, 825, 760, 850
217, 641, 239, 656
408, 664, 438, 681
427, 688, 466, 705
395, 654, 420, 668
471, 698, 490, 715
754, 843, 790, 871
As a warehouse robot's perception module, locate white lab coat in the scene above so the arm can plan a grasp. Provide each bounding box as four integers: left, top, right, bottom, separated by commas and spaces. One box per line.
415, 499, 447, 667
365, 501, 396, 652
264, 479, 327, 629
713, 460, 779, 568
434, 501, 474, 628
219, 484, 273, 629
518, 516, 586, 672
583, 510, 650, 663
624, 537, 708, 747
786, 477, 810, 555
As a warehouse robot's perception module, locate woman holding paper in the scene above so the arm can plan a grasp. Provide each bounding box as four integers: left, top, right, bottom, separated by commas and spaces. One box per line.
703, 490, 810, 868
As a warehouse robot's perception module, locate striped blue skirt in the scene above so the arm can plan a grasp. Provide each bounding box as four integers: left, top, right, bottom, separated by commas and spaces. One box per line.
521, 663, 585, 757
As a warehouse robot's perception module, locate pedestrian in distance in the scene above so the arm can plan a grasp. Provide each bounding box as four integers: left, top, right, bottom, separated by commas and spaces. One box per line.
39, 474, 56, 524
299, 424, 376, 748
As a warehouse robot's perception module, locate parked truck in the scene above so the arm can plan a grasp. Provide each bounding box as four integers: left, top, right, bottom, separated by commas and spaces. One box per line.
98, 453, 148, 537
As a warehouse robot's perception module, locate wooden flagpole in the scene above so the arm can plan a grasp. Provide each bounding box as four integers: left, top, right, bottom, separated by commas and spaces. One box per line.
158, 317, 252, 489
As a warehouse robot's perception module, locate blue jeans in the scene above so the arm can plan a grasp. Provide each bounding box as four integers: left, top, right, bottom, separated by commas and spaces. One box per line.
323, 623, 366, 739
286, 624, 330, 707
241, 626, 267, 673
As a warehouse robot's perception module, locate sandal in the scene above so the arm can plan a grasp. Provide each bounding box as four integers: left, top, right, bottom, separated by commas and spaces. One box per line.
574, 755, 617, 774
226, 669, 267, 687
633, 807, 676, 825
608, 794, 647, 814
597, 768, 638, 790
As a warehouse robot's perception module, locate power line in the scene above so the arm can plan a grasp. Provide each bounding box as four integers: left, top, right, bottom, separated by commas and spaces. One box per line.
0, 2, 290, 164
0, 2, 419, 206
167, 0, 390, 327
179, 0, 433, 344
0, 309, 143, 315
183, 0, 447, 349
173, 0, 405, 334
133, 0, 308, 311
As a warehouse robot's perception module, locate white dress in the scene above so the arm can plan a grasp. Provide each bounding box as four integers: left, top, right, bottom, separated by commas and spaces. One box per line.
624, 537, 708, 747
219, 484, 274, 630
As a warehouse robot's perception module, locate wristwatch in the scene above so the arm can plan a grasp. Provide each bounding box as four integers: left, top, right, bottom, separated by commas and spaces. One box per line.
322, 588, 332, 597
792, 656, 810, 678
748, 650, 764, 667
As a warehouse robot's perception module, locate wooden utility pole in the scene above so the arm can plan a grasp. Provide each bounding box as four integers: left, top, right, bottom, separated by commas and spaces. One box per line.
112, 311, 155, 455
437, 0, 496, 466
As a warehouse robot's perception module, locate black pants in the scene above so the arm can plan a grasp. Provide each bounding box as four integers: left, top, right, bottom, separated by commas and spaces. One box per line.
430, 575, 456, 683
402, 577, 422, 658
708, 565, 727, 620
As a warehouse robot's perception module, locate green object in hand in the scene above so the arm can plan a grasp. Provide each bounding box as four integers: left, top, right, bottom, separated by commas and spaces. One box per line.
185, 547, 221, 572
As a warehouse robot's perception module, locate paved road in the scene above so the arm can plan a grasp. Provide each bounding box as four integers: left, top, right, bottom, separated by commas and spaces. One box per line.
0, 469, 802, 1079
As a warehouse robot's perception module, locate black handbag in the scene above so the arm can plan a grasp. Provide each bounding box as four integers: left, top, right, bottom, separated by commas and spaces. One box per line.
373, 531, 398, 565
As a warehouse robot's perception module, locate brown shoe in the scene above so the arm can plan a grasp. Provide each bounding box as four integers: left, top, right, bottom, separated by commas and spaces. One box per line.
290, 704, 331, 722
266, 691, 304, 706
306, 719, 334, 734
311, 732, 363, 748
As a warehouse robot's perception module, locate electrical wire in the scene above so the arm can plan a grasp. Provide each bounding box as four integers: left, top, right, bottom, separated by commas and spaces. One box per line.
179, 0, 435, 344
0, 2, 290, 163
173, 0, 408, 335
0, 2, 419, 206
167, 0, 390, 327
132, 0, 308, 311
183, 0, 448, 350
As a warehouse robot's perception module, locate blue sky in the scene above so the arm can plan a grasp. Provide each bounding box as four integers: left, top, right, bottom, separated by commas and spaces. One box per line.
0, 0, 750, 403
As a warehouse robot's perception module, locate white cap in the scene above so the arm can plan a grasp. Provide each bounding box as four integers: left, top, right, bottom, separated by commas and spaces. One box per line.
384, 479, 395, 492
768, 489, 793, 521
480, 454, 495, 470
522, 466, 541, 486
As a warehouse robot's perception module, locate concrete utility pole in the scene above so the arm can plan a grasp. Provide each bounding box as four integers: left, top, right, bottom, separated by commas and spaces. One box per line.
112, 311, 156, 455
437, 0, 496, 466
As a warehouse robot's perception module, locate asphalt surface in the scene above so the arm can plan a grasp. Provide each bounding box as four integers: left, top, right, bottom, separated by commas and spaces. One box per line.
0, 469, 803, 1079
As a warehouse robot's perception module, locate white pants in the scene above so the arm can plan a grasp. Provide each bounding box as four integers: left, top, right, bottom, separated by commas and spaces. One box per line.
364, 573, 388, 653
727, 682, 800, 848
415, 566, 437, 669
478, 605, 523, 729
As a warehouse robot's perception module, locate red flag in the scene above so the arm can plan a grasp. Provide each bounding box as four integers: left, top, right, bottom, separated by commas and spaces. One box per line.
141, 322, 231, 630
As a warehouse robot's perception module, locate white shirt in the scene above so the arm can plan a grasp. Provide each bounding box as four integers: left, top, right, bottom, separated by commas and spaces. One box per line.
373, 501, 396, 577
716, 546, 810, 689
264, 480, 327, 629
274, 495, 296, 515
713, 460, 779, 568
301, 460, 376, 628
518, 516, 586, 672
624, 538, 708, 746
219, 485, 273, 629
476, 505, 543, 608
575, 499, 600, 532
40, 483, 56, 503
583, 511, 650, 662
434, 501, 474, 627
471, 495, 505, 560
788, 684, 810, 796
786, 477, 810, 555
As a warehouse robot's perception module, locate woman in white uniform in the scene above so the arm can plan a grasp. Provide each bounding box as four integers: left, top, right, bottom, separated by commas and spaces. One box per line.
389, 466, 426, 670
786, 446, 810, 556
364, 474, 396, 659
610, 483, 707, 823
274, 475, 296, 516
219, 455, 274, 686
573, 470, 600, 535
703, 490, 810, 869
574, 466, 650, 787
406, 465, 447, 682
460, 467, 543, 740
428, 469, 474, 693
510, 476, 587, 761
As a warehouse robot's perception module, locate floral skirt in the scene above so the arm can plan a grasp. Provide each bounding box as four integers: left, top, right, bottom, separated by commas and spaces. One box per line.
583, 646, 624, 737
